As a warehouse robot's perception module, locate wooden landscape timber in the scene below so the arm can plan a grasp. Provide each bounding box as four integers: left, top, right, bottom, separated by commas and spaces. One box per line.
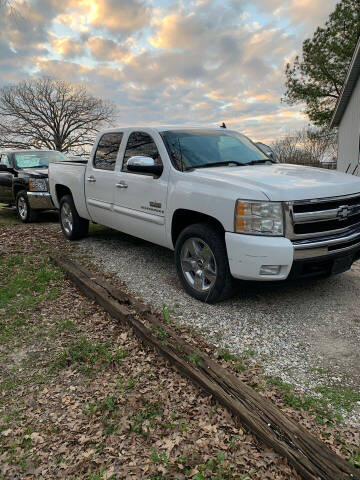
50, 254, 359, 480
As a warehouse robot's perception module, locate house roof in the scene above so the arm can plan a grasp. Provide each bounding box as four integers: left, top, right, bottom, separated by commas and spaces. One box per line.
330, 36, 360, 127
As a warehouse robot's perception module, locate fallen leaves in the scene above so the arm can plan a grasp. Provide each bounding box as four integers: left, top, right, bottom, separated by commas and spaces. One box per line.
0, 221, 358, 480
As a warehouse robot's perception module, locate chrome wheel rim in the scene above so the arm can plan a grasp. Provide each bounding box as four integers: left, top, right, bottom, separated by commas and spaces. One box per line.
180, 237, 217, 292
61, 202, 73, 235
17, 196, 27, 220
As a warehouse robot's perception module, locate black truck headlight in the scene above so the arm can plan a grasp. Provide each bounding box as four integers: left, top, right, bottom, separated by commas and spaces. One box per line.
29, 179, 48, 192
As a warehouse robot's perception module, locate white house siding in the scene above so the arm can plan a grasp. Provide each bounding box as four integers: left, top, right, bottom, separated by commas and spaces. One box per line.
337, 75, 360, 174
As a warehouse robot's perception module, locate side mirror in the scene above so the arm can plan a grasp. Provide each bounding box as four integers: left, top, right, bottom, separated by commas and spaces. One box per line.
269, 152, 279, 163
127, 156, 163, 176
0, 164, 10, 172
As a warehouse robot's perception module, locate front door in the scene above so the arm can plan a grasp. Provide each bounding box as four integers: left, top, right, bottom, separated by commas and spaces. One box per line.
0, 154, 13, 204
85, 132, 123, 226
113, 131, 169, 246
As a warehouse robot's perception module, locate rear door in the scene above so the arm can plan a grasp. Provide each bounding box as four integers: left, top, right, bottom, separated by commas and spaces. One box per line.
0, 154, 13, 204
113, 130, 169, 246
85, 132, 123, 226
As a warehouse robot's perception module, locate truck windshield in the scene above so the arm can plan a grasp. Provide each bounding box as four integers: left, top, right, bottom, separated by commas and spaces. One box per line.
14, 151, 67, 169
161, 130, 270, 171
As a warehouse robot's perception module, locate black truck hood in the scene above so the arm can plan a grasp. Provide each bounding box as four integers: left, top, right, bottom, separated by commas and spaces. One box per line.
18, 168, 48, 178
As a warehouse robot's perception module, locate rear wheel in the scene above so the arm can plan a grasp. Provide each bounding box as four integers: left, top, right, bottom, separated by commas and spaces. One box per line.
59, 194, 89, 240
16, 191, 37, 223
175, 223, 235, 303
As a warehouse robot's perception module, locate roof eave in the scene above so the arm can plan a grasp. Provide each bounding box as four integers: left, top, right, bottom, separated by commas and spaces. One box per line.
330, 36, 360, 128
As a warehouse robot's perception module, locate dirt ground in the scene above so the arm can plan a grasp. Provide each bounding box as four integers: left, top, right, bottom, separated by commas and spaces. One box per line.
80, 224, 360, 396
0, 209, 359, 479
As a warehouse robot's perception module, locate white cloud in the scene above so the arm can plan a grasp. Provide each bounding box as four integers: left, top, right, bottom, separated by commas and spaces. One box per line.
51, 36, 85, 58
252, 0, 339, 35
283, 0, 338, 33
0, 0, 339, 142
54, 0, 152, 35
86, 36, 131, 63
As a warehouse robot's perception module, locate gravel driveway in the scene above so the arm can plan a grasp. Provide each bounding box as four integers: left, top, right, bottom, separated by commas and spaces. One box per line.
80, 226, 360, 426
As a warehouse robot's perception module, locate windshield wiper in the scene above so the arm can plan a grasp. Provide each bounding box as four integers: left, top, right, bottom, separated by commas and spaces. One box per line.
185, 160, 244, 171
22, 165, 48, 169
242, 159, 275, 165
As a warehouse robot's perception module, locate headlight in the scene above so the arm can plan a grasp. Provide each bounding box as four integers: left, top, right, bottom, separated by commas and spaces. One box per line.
235, 200, 284, 236
29, 178, 48, 192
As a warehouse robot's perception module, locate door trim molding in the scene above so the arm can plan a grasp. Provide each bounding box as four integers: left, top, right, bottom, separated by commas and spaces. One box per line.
113, 205, 164, 225
87, 198, 112, 211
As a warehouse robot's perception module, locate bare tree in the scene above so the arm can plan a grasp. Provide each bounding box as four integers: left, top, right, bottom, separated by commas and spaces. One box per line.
271, 128, 337, 168
0, 0, 13, 8
0, 0, 19, 15
0, 77, 116, 153
271, 135, 304, 164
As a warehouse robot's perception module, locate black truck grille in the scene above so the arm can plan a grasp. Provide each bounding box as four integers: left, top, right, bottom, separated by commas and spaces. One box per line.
293, 212, 360, 235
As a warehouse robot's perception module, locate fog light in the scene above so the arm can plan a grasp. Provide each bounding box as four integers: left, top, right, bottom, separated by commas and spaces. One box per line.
260, 265, 281, 275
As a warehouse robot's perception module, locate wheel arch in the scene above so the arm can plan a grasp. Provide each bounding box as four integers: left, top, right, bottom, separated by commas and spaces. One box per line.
13, 184, 26, 198
55, 184, 73, 204
171, 209, 225, 247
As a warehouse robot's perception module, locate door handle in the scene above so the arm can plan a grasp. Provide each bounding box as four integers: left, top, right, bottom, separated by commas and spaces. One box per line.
87, 176, 96, 183
116, 181, 128, 189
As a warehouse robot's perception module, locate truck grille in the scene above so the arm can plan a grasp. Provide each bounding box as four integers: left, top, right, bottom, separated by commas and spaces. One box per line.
287, 193, 360, 240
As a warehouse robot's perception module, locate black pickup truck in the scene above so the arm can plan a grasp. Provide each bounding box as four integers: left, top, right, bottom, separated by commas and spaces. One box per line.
0, 150, 68, 222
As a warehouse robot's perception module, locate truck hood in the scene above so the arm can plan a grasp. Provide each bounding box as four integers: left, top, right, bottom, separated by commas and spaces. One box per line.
190, 163, 360, 201
19, 168, 48, 178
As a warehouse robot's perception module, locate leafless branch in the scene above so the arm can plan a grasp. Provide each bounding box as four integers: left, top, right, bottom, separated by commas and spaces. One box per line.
0, 0, 20, 16
0, 77, 117, 154
271, 127, 337, 167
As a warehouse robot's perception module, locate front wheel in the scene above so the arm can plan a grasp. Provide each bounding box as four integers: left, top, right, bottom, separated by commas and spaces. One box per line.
175, 223, 235, 303
16, 191, 37, 223
59, 194, 89, 240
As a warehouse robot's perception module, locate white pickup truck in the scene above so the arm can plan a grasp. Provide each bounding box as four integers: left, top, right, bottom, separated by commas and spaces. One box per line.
49, 126, 360, 302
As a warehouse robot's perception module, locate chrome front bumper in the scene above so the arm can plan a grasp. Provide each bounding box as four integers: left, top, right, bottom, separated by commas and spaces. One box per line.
293, 226, 360, 260
27, 192, 54, 210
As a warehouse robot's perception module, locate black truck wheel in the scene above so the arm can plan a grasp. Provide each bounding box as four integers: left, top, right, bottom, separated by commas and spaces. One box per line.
16, 191, 38, 223
175, 222, 235, 303
59, 194, 89, 240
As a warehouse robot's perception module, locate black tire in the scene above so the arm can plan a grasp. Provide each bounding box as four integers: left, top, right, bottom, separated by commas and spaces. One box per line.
16, 191, 38, 223
175, 222, 235, 303
59, 194, 89, 240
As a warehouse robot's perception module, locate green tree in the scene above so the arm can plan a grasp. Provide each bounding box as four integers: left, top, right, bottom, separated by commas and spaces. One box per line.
283, 0, 360, 126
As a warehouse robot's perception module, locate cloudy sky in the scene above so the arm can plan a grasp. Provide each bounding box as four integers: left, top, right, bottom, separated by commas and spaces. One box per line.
0, 0, 338, 143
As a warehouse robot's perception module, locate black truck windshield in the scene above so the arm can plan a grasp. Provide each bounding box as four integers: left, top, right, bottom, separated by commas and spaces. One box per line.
14, 151, 67, 169
161, 129, 270, 171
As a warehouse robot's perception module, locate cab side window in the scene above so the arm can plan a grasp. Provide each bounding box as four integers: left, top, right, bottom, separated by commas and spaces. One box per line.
123, 132, 162, 172
93, 132, 123, 171
0, 155, 10, 167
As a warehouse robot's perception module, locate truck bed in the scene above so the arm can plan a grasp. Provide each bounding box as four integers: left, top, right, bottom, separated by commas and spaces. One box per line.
48, 161, 89, 219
